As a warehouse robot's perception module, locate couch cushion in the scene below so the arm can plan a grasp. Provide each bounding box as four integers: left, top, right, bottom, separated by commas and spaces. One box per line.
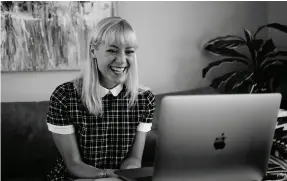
0, 101, 159, 179
1, 101, 59, 179
2, 177, 46, 181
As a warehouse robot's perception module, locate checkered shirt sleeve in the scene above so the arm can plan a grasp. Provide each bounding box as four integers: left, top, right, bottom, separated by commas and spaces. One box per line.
46, 84, 75, 134
137, 90, 156, 132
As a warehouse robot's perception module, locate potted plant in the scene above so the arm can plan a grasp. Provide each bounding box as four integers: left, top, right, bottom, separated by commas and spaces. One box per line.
202, 23, 287, 94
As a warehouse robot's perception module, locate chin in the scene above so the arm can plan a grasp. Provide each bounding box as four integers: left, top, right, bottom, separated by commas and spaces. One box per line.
113, 76, 127, 85
118, 77, 127, 84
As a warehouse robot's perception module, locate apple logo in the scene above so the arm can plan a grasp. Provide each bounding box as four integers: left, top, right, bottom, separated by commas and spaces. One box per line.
214, 133, 226, 150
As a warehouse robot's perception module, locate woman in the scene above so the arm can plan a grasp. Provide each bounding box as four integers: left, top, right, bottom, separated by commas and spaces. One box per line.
46, 17, 156, 181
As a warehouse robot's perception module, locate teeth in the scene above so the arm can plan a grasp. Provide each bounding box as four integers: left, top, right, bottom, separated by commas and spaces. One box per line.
111, 67, 125, 72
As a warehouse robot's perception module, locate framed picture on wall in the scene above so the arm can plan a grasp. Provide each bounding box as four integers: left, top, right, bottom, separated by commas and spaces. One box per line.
1, 1, 117, 72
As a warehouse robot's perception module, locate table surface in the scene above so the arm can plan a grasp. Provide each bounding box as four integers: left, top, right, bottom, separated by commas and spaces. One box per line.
115, 163, 287, 181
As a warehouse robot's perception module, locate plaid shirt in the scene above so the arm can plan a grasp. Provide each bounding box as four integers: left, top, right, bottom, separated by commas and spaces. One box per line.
46, 81, 155, 181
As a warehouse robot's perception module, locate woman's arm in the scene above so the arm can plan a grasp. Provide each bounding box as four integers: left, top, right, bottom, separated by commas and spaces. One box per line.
120, 90, 156, 169
120, 131, 147, 169
129, 131, 147, 160
75, 178, 123, 181
52, 133, 117, 179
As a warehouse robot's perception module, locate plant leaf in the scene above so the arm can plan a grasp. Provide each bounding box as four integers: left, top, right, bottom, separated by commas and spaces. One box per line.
205, 39, 246, 50
204, 35, 247, 50
276, 51, 287, 57
224, 71, 253, 93
210, 71, 239, 89
262, 65, 286, 80
261, 63, 287, 92
260, 50, 287, 66
279, 51, 287, 56
206, 35, 245, 44
262, 39, 277, 56
231, 72, 254, 91
258, 39, 278, 66
214, 40, 246, 49
262, 59, 287, 69
252, 39, 265, 51
244, 29, 257, 66
244, 29, 252, 43
204, 46, 249, 60
202, 58, 249, 78
254, 23, 287, 38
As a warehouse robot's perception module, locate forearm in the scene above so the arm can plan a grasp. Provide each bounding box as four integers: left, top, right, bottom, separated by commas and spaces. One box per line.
67, 160, 106, 179
52, 133, 113, 179
75, 178, 122, 181
128, 131, 147, 160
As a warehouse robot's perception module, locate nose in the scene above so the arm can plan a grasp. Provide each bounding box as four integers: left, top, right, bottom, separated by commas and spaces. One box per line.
115, 51, 127, 65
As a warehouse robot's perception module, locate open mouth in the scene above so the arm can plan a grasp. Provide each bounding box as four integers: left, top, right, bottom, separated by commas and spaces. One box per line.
110, 66, 127, 75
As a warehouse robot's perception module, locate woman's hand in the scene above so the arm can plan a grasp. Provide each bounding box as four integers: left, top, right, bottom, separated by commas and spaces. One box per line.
75, 178, 123, 181
106, 169, 119, 178
120, 131, 146, 170
120, 157, 141, 169
74, 170, 121, 180
74, 169, 120, 181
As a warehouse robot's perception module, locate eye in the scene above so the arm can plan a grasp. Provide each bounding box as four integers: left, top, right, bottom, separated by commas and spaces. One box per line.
125, 50, 135, 55
107, 49, 117, 53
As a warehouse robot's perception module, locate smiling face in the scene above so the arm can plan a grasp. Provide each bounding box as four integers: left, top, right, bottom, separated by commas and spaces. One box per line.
91, 43, 136, 89
89, 18, 138, 89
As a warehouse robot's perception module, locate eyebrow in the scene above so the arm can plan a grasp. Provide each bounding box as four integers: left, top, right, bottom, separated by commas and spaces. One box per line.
109, 45, 119, 49
109, 45, 134, 49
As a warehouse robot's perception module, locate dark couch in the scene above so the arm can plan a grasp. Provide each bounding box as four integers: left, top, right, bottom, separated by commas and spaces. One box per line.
1, 87, 218, 181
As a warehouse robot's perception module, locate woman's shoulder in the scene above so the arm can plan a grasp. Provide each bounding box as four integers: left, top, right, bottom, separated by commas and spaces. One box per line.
50, 80, 78, 101
138, 85, 155, 102
54, 81, 75, 93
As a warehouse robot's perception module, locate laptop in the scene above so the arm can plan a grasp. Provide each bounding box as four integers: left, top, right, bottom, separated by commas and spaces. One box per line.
116, 93, 282, 181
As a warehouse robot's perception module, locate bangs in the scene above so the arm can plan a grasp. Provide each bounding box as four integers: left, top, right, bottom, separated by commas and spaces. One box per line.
102, 21, 138, 49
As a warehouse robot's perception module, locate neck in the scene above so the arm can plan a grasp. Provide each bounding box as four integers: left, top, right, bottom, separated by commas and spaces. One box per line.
99, 76, 118, 89
100, 82, 118, 89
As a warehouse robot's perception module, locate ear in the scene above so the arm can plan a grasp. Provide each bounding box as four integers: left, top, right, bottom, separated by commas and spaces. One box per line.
90, 46, 97, 59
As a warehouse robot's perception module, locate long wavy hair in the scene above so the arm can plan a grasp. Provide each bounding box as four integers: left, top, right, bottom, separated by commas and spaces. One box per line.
74, 17, 141, 115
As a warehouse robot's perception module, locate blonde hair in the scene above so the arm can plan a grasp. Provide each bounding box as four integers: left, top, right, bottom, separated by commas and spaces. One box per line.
75, 17, 141, 115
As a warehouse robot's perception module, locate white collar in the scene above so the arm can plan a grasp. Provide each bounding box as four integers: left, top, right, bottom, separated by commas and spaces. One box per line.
99, 84, 123, 98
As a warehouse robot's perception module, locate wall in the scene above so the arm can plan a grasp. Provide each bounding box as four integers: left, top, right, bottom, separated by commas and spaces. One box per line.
1, 71, 79, 102
1, 1, 268, 102
268, 1, 287, 49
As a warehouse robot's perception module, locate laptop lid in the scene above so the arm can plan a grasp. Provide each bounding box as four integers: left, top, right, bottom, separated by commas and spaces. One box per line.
115, 167, 153, 181
153, 93, 281, 181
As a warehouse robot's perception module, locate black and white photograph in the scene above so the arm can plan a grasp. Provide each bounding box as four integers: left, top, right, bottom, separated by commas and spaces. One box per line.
1, 1, 287, 181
